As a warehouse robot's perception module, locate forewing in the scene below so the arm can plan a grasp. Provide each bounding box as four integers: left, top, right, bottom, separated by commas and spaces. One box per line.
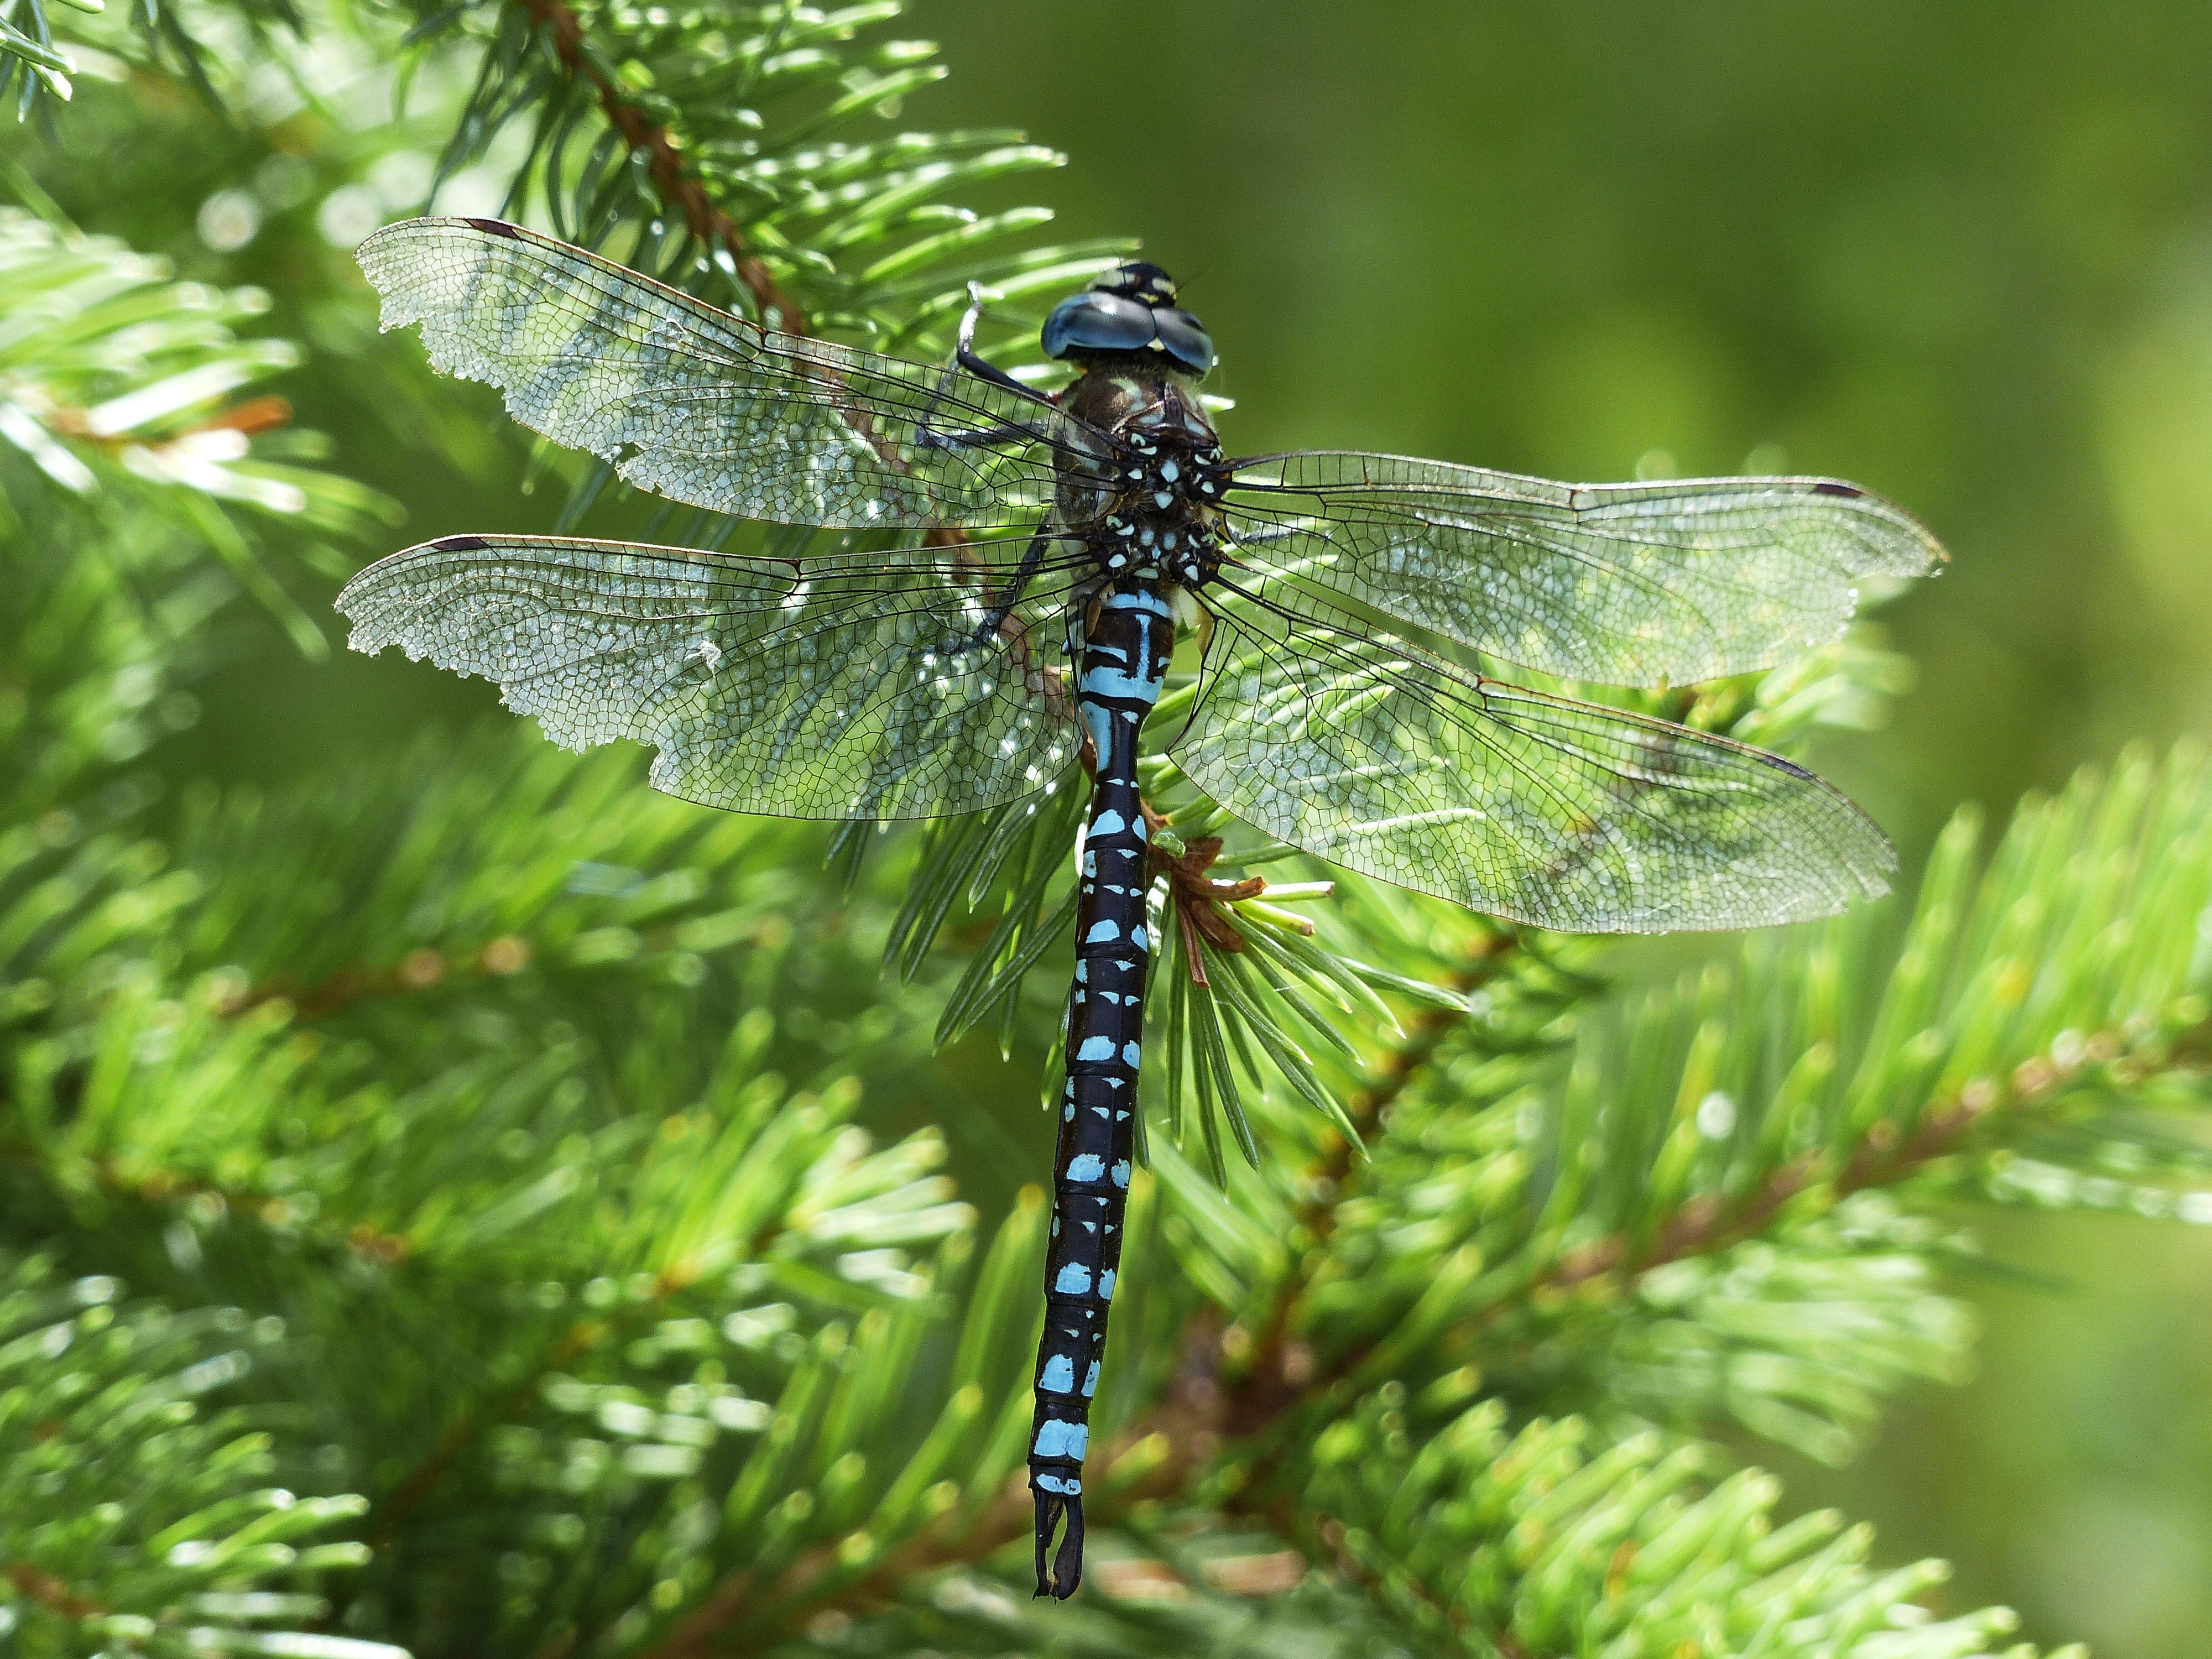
337, 534, 1085, 821
357, 217, 1080, 531
1220, 451, 1944, 687
1171, 584, 1894, 932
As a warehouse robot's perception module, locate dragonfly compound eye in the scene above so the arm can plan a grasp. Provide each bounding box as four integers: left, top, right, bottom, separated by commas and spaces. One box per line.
1151, 310, 1215, 376
1042, 291, 1157, 361
1042, 284, 1214, 376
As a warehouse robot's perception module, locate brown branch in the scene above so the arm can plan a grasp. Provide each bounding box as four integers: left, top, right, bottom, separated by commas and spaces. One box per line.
509, 0, 805, 332
653, 1312, 1239, 1654
1223, 926, 1520, 1434
3, 1561, 106, 1621
1143, 808, 1269, 968
364, 1254, 722, 1550
365, 1312, 612, 1550
0, 1142, 417, 1267
1192, 1015, 2212, 1606
224, 935, 533, 1022
1235, 1494, 1536, 1659
639, 1479, 1032, 1658
224, 907, 792, 1025
1531, 1018, 2212, 1311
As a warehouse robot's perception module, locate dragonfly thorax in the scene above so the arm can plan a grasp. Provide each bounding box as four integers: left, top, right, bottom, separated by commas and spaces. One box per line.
1097, 504, 1218, 586
1063, 371, 1231, 588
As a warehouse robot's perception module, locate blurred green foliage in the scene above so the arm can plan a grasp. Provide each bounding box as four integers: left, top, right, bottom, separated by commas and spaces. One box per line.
4, 2, 2211, 1655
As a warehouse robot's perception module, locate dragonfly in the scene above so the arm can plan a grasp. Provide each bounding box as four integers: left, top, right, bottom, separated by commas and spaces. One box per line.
336, 217, 1944, 1599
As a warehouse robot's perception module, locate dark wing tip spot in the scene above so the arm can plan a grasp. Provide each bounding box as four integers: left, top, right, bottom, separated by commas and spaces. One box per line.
463, 217, 521, 237
1762, 750, 1820, 782
430, 534, 492, 551
1812, 480, 1863, 498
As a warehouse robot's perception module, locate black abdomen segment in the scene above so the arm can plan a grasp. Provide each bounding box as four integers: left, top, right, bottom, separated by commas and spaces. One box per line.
1029, 583, 1172, 1599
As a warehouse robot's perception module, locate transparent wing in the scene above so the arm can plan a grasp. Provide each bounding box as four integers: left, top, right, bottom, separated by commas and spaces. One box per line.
336, 534, 1087, 821
1219, 451, 1944, 688
1171, 582, 1894, 932
357, 217, 1094, 531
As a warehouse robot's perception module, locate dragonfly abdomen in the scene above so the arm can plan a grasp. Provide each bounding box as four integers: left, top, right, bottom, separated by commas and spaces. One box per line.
1029, 583, 1173, 1599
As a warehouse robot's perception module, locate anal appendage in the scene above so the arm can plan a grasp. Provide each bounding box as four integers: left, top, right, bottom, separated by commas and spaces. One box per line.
1032, 1485, 1086, 1599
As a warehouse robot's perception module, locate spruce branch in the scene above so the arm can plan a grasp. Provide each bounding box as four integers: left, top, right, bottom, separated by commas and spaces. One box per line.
1277, 1396, 2070, 1659
0, 1250, 385, 1658
1119, 741, 2212, 1514
496, 0, 806, 330
1223, 923, 1528, 1434
0, 209, 394, 656
172, 738, 854, 1026
1453, 741, 2212, 1401
768, 738, 2209, 1651
11, 3, 2199, 1651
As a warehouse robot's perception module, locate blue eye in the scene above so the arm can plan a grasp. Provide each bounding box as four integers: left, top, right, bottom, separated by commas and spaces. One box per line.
1154, 310, 1215, 375
1042, 293, 1157, 360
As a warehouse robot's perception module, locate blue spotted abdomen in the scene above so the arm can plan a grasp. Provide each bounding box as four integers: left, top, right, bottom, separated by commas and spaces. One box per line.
1027, 582, 1172, 1598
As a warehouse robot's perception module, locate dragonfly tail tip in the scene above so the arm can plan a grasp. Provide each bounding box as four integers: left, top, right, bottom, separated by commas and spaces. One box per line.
1031, 1485, 1086, 1600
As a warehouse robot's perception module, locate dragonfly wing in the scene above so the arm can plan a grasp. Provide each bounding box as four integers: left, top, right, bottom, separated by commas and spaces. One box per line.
1170, 584, 1893, 931
357, 217, 1080, 531
1219, 451, 1944, 688
337, 534, 1085, 821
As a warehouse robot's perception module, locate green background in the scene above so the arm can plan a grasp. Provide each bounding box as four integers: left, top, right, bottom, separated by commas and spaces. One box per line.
25, 3, 2212, 1651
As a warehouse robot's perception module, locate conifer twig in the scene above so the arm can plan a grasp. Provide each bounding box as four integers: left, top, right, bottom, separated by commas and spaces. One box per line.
1225, 926, 1520, 1431
4, 1562, 107, 1621
1544, 1013, 2212, 1294
0, 1143, 416, 1264
363, 1248, 754, 1549
223, 935, 534, 1020
507, 0, 807, 331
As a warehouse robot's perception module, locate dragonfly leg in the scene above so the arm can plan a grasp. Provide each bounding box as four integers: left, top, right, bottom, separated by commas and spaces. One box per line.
939, 522, 1053, 660
915, 285, 1056, 453
954, 282, 1034, 395
914, 414, 1048, 453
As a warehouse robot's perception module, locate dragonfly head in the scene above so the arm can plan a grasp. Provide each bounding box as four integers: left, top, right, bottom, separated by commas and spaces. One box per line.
1044, 262, 1216, 378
